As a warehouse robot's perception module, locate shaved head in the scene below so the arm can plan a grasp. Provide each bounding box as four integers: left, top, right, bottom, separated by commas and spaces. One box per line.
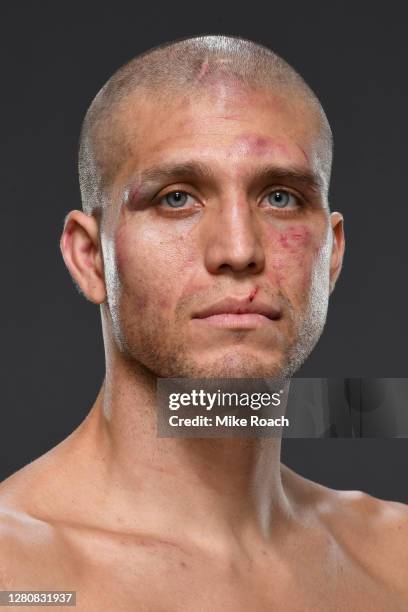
78, 35, 333, 225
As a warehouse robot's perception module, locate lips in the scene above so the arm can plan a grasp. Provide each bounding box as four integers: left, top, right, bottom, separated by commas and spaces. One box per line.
193, 296, 281, 321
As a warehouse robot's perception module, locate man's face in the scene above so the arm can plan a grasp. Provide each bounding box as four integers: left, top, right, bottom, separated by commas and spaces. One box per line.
100, 81, 342, 378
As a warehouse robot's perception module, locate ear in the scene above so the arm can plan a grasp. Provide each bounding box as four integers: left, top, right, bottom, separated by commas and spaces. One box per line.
329, 212, 345, 294
60, 210, 106, 304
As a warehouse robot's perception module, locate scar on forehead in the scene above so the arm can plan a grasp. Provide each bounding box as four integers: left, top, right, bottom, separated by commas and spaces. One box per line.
298, 145, 309, 164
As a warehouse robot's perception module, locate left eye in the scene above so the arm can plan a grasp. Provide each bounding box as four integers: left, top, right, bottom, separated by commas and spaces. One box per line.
266, 190, 298, 209
161, 191, 192, 208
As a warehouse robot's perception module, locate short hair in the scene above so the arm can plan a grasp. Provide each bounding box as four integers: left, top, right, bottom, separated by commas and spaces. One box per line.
78, 35, 333, 224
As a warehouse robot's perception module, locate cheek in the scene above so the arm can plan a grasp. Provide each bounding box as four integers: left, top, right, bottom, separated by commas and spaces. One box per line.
114, 230, 130, 272
266, 224, 321, 289
114, 223, 198, 314
278, 226, 312, 250
113, 228, 154, 313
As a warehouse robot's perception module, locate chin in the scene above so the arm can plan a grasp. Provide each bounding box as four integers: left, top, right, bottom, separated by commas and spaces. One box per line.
184, 351, 291, 379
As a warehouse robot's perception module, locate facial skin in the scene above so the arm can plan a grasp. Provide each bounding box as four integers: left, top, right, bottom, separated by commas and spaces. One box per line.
62, 81, 344, 379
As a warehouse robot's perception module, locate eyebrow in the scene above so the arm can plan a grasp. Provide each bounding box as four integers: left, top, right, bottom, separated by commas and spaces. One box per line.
135, 161, 324, 195
138, 162, 213, 186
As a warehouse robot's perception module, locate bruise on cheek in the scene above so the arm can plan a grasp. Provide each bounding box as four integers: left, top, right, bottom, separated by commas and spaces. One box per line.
278, 226, 312, 250
266, 224, 315, 287
270, 255, 286, 285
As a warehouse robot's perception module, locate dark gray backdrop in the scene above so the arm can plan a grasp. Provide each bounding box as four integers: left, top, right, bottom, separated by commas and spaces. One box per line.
1, 2, 407, 502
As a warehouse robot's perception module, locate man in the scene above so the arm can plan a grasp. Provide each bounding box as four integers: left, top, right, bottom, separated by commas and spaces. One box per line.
0, 35, 407, 611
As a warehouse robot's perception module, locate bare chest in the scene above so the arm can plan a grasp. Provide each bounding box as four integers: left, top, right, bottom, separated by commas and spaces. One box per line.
18, 538, 405, 612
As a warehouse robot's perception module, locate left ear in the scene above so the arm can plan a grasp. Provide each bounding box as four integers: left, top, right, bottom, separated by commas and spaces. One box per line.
329, 212, 345, 293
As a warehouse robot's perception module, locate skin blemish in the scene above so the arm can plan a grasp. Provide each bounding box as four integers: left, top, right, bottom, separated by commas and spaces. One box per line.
248, 286, 258, 302
270, 256, 286, 285
254, 136, 270, 150
279, 233, 289, 248
298, 144, 309, 164
265, 223, 315, 288
122, 184, 140, 210
227, 133, 294, 160
196, 58, 210, 81
158, 297, 169, 310
278, 226, 311, 250
184, 255, 196, 269
123, 181, 154, 212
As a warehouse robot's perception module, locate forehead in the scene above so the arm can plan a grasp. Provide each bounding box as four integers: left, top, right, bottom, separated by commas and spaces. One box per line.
111, 82, 327, 186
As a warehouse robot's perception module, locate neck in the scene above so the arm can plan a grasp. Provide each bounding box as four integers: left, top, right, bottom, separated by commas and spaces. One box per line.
73, 335, 293, 551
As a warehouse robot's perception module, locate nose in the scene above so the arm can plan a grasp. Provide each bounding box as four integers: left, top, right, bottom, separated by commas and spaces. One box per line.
203, 197, 265, 276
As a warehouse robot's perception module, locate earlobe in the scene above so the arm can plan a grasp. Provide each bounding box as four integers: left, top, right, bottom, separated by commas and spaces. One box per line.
329, 212, 345, 294
60, 210, 106, 304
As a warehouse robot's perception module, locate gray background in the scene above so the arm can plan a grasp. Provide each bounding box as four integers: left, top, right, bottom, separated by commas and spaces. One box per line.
1, 2, 407, 502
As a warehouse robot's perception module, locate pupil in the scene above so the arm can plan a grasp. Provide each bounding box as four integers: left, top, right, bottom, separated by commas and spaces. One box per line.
269, 190, 289, 208
167, 191, 186, 207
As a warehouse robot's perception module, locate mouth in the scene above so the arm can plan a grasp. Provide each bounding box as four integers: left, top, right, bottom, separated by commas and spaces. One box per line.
192, 295, 281, 330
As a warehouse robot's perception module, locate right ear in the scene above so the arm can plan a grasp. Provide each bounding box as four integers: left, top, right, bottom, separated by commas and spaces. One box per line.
60, 210, 106, 304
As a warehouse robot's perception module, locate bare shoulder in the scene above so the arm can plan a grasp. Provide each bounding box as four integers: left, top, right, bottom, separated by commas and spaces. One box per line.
317, 485, 408, 549
0, 461, 79, 589
284, 466, 408, 595
0, 502, 55, 588
330, 489, 408, 593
